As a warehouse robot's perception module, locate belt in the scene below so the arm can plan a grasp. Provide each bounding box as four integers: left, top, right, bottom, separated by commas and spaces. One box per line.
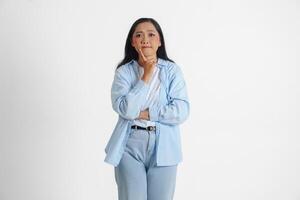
131, 125, 156, 131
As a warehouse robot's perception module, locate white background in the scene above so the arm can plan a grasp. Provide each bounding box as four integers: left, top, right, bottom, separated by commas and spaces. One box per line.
0, 0, 299, 200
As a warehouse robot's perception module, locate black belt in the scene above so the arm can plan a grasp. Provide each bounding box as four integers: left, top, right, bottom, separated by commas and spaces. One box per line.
131, 125, 156, 131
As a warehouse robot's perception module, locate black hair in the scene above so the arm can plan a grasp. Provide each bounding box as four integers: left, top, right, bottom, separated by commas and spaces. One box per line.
116, 17, 174, 69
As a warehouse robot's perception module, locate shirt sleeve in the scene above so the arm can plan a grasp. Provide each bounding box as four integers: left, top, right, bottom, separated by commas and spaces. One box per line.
148, 64, 190, 126
111, 66, 150, 120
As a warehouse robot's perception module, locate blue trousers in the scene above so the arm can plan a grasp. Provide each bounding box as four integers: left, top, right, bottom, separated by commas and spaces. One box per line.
114, 128, 178, 200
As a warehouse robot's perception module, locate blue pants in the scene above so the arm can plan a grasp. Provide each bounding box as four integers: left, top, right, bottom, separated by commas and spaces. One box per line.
114, 128, 178, 200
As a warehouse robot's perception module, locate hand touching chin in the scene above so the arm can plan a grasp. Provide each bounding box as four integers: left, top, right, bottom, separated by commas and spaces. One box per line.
141, 48, 155, 56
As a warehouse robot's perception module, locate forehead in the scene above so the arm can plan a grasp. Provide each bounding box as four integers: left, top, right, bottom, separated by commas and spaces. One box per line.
134, 22, 158, 33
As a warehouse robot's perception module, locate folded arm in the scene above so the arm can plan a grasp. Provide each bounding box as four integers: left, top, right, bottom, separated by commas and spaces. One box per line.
111, 67, 150, 120
148, 64, 190, 126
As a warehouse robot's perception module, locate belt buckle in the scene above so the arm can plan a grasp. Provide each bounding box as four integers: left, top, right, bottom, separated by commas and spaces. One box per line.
148, 126, 154, 131
133, 125, 138, 130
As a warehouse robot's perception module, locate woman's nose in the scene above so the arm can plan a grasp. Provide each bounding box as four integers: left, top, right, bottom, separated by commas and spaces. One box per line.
141, 40, 149, 45
141, 36, 149, 44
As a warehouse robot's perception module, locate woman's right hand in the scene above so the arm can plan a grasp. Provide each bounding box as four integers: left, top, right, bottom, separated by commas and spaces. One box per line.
137, 109, 149, 120
137, 48, 157, 83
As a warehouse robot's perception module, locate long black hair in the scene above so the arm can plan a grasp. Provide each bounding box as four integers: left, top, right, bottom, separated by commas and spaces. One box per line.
116, 17, 174, 69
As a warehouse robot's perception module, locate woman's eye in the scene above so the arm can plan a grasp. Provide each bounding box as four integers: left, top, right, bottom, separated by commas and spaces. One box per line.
135, 34, 141, 37
149, 33, 155, 37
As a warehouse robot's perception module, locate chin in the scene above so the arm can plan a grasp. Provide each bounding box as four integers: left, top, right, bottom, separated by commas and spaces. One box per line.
143, 53, 153, 57
142, 50, 155, 56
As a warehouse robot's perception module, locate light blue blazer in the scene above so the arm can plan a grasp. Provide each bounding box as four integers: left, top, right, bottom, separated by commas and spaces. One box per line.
104, 58, 190, 166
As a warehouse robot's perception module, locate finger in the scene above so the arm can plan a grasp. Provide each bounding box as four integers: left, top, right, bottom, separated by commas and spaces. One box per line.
138, 48, 147, 62
149, 57, 156, 62
147, 58, 156, 65
148, 55, 157, 63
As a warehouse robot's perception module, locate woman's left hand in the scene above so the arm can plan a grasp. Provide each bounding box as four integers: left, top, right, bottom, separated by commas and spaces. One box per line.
137, 109, 149, 120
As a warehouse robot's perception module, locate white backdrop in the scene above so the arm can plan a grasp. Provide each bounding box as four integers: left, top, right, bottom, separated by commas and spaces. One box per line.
0, 0, 299, 200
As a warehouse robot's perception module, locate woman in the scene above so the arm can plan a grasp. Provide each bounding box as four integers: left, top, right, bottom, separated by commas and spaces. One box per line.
104, 17, 190, 200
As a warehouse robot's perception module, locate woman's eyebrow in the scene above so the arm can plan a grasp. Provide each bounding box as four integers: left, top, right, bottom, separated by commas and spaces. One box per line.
135, 30, 156, 34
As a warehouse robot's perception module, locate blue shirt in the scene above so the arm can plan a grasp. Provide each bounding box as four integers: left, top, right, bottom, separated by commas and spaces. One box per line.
104, 58, 190, 166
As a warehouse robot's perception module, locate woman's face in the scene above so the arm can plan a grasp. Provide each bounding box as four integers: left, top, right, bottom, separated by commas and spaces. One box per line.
131, 22, 161, 57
